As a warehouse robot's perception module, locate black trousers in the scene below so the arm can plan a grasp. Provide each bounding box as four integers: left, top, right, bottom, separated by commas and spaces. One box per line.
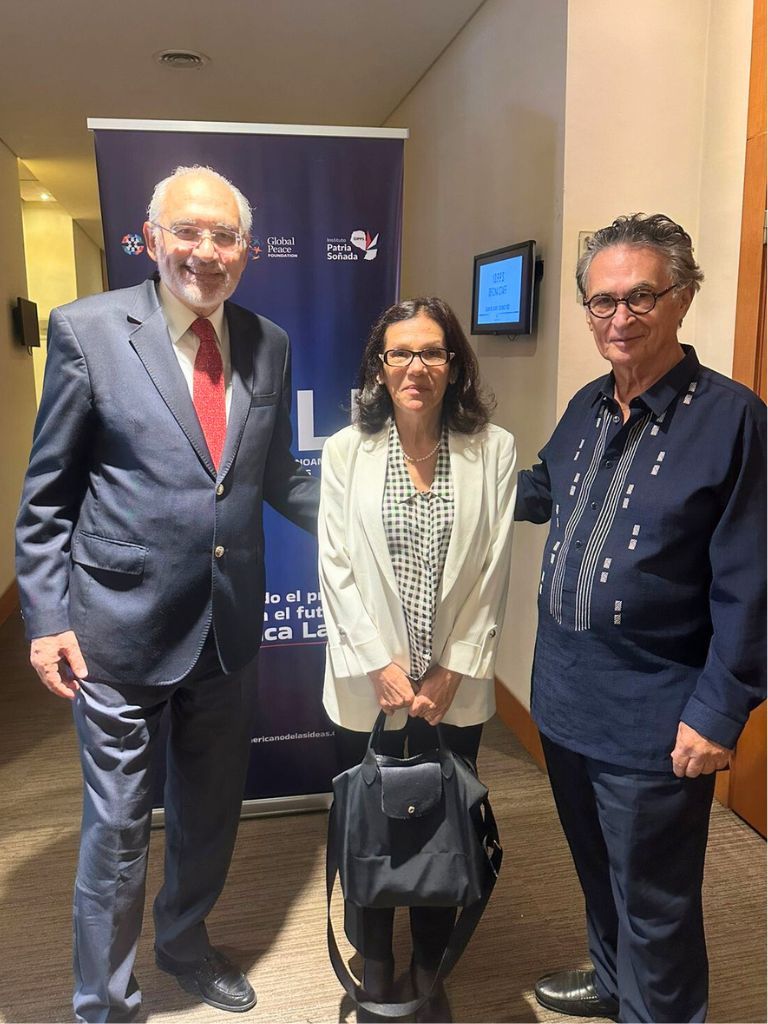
335, 717, 483, 970
541, 734, 716, 1024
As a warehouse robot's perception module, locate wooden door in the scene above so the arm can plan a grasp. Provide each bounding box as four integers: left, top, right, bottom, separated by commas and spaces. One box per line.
718, 0, 767, 837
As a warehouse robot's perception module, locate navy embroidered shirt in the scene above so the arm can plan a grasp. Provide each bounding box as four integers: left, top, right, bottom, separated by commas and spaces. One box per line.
515, 346, 766, 770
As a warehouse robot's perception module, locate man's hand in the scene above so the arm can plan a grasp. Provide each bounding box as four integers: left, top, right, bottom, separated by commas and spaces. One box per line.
30, 631, 88, 701
368, 663, 415, 715
671, 721, 732, 778
409, 666, 463, 726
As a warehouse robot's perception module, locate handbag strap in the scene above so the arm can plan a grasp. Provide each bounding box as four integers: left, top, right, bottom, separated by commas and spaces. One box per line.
368, 709, 450, 755
366, 710, 454, 782
325, 795, 502, 1019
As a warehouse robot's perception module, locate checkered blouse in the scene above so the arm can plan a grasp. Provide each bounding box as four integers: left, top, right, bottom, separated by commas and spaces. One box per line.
382, 422, 455, 681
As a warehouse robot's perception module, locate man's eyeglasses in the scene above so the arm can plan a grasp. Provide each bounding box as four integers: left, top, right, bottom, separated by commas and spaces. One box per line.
379, 348, 454, 368
583, 285, 676, 318
151, 221, 245, 252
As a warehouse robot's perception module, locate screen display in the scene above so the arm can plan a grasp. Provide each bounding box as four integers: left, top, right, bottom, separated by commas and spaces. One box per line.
475, 255, 523, 326
471, 240, 537, 336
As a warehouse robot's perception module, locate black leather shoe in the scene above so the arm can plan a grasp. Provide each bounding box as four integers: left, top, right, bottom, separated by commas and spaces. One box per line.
157, 949, 257, 1013
534, 969, 618, 1019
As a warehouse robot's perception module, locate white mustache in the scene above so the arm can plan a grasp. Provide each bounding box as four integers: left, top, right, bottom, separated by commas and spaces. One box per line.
184, 259, 226, 275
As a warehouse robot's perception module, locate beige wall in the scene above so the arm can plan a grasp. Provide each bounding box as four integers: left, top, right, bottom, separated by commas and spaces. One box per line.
22, 205, 105, 400
0, 141, 38, 595
386, 0, 569, 705
695, 0, 752, 374
22, 201, 79, 401
557, 0, 751, 414
73, 219, 105, 299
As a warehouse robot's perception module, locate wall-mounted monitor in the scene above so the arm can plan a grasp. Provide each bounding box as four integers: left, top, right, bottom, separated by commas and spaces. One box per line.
13, 297, 41, 348
471, 240, 538, 336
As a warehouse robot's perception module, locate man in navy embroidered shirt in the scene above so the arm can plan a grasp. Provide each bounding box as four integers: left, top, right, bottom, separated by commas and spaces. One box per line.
516, 214, 766, 1024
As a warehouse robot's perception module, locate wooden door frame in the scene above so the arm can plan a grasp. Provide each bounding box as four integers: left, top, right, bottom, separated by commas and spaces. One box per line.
715, 0, 767, 829
731, 0, 766, 397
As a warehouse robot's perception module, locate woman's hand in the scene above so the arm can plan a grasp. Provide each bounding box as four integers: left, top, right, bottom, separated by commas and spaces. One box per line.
409, 665, 463, 725
368, 663, 416, 715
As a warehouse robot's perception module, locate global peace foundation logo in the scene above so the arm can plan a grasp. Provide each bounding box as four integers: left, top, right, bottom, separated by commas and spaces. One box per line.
249, 238, 263, 261
121, 233, 145, 256
266, 235, 298, 258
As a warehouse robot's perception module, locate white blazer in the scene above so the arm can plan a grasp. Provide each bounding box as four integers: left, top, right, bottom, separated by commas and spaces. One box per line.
318, 422, 517, 731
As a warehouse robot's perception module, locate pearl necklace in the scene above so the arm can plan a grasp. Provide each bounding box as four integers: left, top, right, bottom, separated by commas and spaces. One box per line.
399, 435, 441, 464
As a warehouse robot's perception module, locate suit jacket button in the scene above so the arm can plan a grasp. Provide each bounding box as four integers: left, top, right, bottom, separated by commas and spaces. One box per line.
214, 545, 225, 558
216, 483, 225, 496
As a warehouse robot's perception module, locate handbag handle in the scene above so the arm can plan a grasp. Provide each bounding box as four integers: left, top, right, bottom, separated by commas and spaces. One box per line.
325, 790, 503, 1019
364, 710, 455, 784
367, 709, 451, 755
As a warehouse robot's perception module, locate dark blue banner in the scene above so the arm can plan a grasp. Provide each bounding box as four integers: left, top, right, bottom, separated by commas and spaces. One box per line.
92, 123, 404, 800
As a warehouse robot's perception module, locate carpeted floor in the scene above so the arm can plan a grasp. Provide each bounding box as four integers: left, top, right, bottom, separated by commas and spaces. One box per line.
0, 610, 765, 1024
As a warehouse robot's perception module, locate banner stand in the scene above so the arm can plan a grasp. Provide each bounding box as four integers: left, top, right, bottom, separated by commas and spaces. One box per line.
151, 794, 332, 829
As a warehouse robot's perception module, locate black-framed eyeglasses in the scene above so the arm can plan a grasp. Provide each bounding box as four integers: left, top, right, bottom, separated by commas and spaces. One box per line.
378, 348, 454, 368
583, 285, 676, 318
150, 221, 245, 251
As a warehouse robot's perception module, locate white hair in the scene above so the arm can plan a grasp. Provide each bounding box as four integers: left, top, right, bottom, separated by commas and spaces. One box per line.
147, 165, 253, 234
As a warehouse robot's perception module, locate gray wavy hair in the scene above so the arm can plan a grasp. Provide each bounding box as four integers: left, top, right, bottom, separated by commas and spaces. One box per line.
147, 165, 252, 234
576, 213, 704, 298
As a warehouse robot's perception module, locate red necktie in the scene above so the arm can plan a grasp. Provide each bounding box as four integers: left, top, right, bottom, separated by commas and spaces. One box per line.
190, 317, 226, 470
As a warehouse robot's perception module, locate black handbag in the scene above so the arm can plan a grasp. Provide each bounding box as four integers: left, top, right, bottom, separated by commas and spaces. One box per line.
326, 711, 502, 1018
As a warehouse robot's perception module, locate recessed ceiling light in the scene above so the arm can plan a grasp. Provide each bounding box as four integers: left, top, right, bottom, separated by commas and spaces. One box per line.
39, 192, 52, 201
154, 49, 210, 69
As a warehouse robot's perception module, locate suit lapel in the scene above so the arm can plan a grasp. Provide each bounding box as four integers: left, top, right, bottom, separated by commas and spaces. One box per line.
127, 280, 215, 477
440, 431, 485, 602
219, 302, 255, 476
356, 429, 400, 598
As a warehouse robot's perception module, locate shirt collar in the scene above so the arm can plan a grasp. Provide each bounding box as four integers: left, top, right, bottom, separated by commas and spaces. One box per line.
158, 281, 225, 346
593, 345, 701, 417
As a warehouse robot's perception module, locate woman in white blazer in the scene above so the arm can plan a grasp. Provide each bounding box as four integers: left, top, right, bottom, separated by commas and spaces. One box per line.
319, 297, 516, 1023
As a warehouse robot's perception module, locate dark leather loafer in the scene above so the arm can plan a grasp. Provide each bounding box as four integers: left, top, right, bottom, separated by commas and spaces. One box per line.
157, 949, 257, 1013
534, 969, 618, 1019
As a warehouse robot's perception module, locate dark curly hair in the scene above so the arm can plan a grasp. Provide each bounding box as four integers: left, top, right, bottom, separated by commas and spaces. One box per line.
355, 297, 495, 435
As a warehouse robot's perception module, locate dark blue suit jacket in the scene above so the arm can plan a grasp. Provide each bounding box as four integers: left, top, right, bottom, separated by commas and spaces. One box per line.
16, 279, 318, 685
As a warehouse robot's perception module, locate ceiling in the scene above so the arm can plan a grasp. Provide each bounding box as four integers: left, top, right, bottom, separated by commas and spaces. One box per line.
0, 0, 485, 246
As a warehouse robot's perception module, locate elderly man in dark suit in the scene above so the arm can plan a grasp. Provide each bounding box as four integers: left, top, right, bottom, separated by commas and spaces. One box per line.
516, 214, 766, 1024
16, 165, 319, 1022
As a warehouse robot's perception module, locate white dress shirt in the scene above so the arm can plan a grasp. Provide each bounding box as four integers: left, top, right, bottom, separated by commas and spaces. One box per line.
158, 281, 233, 419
